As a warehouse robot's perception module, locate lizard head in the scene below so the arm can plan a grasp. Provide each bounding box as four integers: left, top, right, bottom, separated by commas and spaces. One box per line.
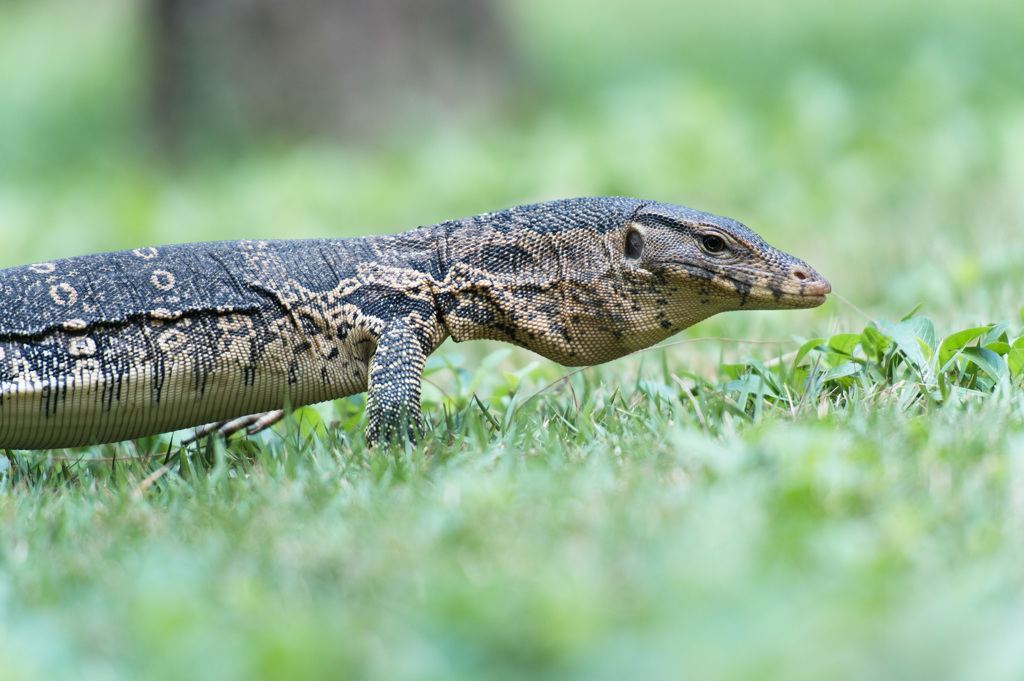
619, 201, 831, 314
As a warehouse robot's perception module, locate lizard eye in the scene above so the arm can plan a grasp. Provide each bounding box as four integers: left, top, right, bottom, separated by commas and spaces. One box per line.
625, 229, 644, 259
700, 234, 726, 254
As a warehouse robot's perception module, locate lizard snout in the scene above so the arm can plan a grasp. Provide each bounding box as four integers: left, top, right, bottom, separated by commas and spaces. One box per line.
790, 264, 831, 297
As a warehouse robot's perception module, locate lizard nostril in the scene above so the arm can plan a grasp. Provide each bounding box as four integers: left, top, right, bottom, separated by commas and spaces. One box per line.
793, 268, 808, 281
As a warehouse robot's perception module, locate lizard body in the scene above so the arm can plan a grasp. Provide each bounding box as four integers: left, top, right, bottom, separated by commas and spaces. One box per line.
0, 197, 829, 449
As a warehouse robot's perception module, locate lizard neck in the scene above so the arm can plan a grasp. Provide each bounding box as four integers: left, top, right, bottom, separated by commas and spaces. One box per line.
434, 197, 666, 366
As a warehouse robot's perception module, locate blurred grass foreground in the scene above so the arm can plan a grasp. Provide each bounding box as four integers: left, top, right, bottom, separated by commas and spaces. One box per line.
2, 0, 1024, 680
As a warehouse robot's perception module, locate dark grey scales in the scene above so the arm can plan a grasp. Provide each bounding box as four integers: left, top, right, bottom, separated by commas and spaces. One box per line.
0, 197, 830, 449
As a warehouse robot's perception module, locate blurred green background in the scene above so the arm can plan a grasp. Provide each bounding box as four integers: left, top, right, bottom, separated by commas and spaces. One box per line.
2, 1, 1024, 680
2, 0, 1020, 328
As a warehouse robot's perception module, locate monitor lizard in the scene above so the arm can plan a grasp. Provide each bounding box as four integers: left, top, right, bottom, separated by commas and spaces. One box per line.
0, 197, 830, 449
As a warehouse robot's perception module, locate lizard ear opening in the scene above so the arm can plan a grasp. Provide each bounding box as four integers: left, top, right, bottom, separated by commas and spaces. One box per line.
624, 228, 644, 259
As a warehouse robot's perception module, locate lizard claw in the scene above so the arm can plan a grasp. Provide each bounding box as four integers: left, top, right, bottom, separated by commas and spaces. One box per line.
182, 409, 287, 445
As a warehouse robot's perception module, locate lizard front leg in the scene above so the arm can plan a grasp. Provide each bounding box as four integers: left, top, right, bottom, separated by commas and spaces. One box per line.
364, 323, 430, 445
185, 320, 437, 447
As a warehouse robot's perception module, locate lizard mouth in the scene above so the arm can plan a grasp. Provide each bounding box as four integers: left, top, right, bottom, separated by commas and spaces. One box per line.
664, 261, 831, 309
743, 272, 831, 308
715, 267, 831, 309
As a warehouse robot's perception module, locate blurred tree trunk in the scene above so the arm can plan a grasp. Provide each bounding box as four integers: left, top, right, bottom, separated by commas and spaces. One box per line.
149, 0, 190, 154
147, 0, 520, 154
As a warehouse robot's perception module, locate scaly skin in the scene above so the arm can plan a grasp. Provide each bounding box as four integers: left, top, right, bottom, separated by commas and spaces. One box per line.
0, 197, 829, 449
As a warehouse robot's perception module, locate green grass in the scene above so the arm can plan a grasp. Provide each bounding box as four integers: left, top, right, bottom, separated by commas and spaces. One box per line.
3, 323, 1023, 680
2, 0, 1024, 679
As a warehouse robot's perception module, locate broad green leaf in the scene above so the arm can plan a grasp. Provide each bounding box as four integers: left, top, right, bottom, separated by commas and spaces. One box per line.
905, 316, 937, 352
794, 337, 826, 366
961, 347, 1008, 384
937, 326, 990, 368
789, 366, 810, 390
723, 376, 751, 400
916, 337, 934, 363
725, 374, 773, 402
720, 363, 745, 381
827, 333, 861, 357
820, 362, 860, 381
875, 319, 932, 377
860, 325, 891, 359
984, 342, 1011, 356
983, 321, 1011, 345
1007, 337, 1024, 377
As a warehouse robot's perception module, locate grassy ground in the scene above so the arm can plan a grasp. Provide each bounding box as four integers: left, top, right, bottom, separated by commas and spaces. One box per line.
1, 1, 1023, 679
